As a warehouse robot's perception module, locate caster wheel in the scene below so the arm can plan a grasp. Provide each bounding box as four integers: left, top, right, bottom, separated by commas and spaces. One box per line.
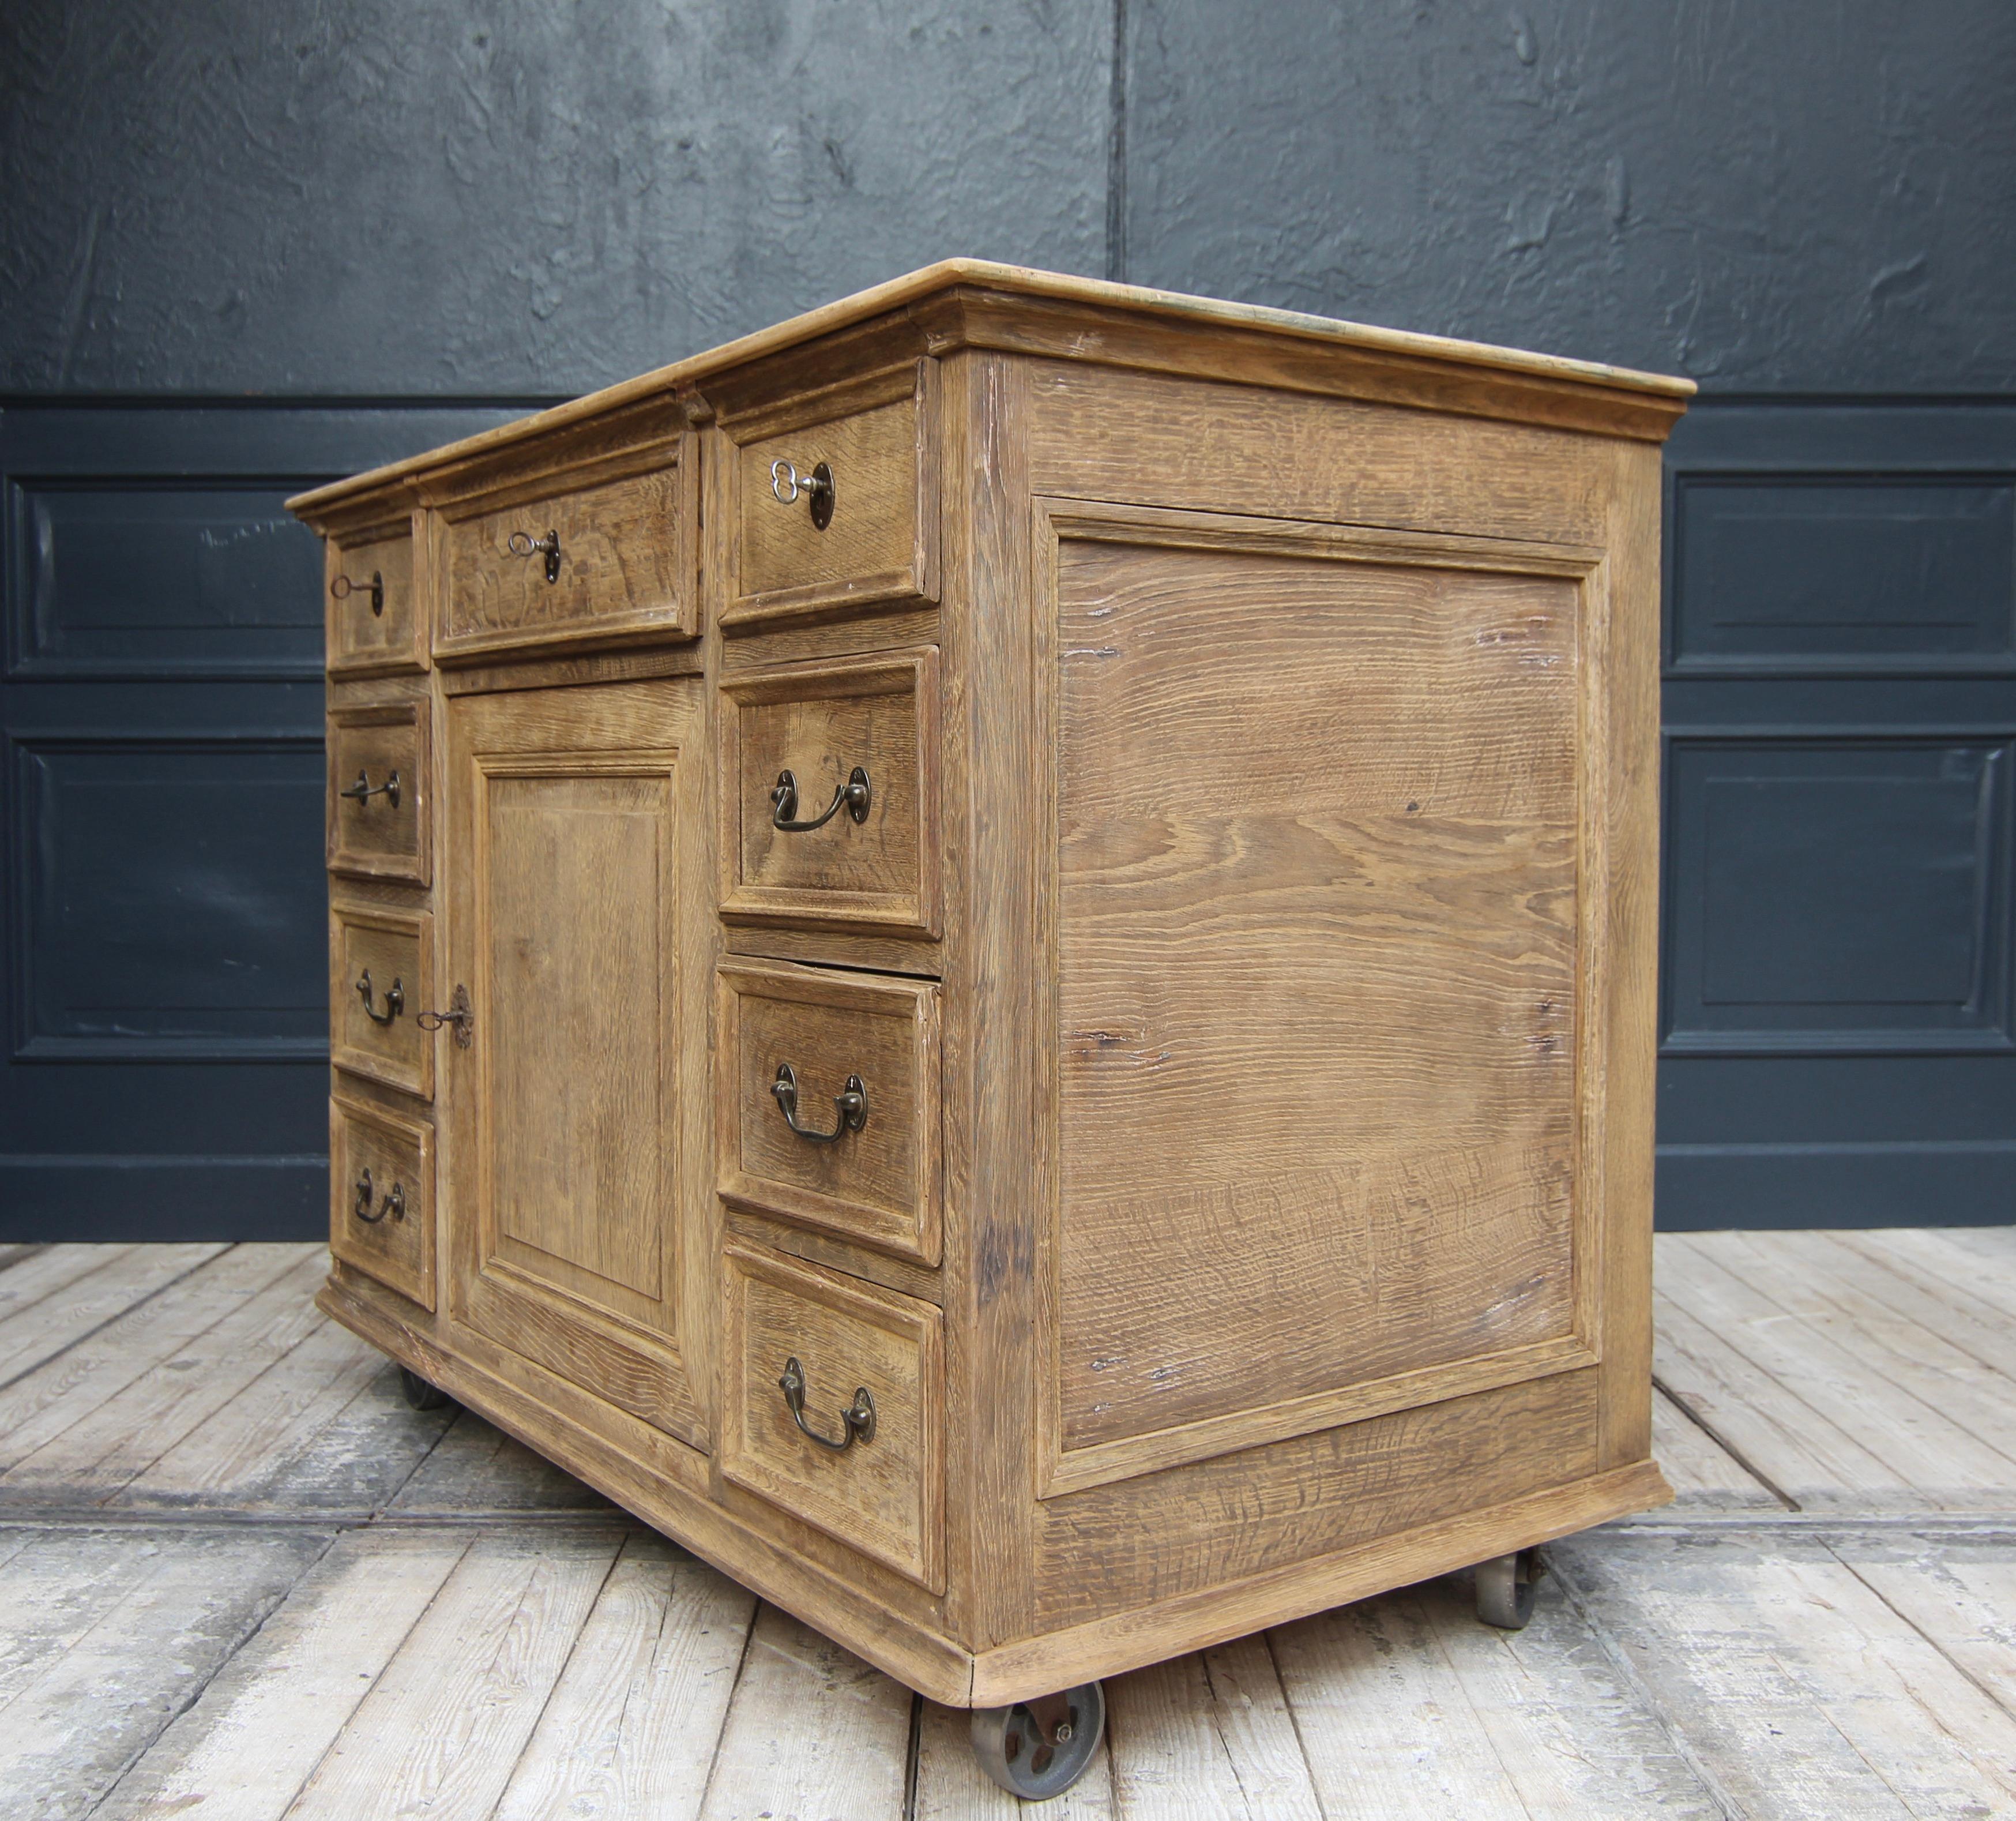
399, 1366, 455, 1413
970, 1680, 1104, 1800
1476, 1546, 1543, 1629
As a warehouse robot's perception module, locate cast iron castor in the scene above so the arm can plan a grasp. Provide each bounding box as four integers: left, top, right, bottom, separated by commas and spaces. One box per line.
398, 1365, 456, 1413
1476, 1546, 1544, 1629
970, 1681, 1105, 1800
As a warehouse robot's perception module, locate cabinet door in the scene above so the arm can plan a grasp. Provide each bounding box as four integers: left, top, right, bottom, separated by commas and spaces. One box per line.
441, 678, 709, 1447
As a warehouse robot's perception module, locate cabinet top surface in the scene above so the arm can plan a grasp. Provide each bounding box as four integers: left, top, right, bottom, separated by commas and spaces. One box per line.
289, 258, 1694, 519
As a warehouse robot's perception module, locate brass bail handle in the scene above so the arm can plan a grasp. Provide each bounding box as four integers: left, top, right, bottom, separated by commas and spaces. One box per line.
772, 1061, 867, 1143
507, 528, 563, 583
771, 765, 871, 832
330, 570, 384, 616
352, 1168, 405, 1225
778, 1357, 875, 1451
768, 458, 835, 530
355, 970, 404, 1025
338, 769, 401, 808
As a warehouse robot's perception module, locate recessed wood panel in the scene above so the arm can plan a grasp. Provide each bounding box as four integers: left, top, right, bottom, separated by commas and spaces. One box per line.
719, 649, 940, 936
725, 363, 940, 628
720, 1242, 944, 1591
326, 520, 423, 678
326, 698, 429, 886
717, 959, 941, 1264
443, 679, 705, 1448
437, 445, 698, 660
1044, 503, 1600, 1491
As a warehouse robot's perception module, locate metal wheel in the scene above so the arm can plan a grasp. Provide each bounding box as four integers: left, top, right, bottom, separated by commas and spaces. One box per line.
1476, 1546, 1543, 1629
398, 1365, 455, 1412
970, 1681, 1105, 1800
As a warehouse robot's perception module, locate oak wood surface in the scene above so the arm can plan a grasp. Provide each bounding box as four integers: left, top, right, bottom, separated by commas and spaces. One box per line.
327, 900, 432, 1101
325, 517, 422, 678
328, 1091, 435, 1312
325, 696, 430, 886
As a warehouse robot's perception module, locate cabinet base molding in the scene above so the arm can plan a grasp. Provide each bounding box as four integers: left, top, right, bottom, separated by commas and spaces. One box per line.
320, 1274, 1668, 1709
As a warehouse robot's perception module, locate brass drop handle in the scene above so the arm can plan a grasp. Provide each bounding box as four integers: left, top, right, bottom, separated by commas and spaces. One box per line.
771, 766, 871, 832
778, 1357, 875, 1451
768, 458, 835, 530
330, 570, 384, 616
356, 970, 404, 1026
772, 1062, 867, 1144
352, 1168, 405, 1225
507, 528, 563, 583
416, 983, 475, 1050
338, 769, 401, 809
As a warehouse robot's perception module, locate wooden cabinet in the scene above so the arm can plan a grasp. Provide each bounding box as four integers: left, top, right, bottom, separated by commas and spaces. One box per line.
290, 262, 1690, 1786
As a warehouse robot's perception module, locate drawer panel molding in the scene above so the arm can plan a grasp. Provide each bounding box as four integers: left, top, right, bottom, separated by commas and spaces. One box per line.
326, 697, 430, 886
718, 959, 942, 1264
720, 1243, 944, 1591
326, 517, 424, 678
329, 899, 434, 1100
719, 648, 941, 936
329, 1090, 435, 1310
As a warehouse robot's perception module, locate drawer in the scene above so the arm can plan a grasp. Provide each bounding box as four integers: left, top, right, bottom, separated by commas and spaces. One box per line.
720, 1244, 943, 1591
719, 649, 940, 936
326, 519, 423, 677
327, 699, 430, 887
329, 901, 434, 1099
718, 960, 941, 1264
329, 1091, 435, 1310
435, 444, 699, 660
725, 363, 939, 629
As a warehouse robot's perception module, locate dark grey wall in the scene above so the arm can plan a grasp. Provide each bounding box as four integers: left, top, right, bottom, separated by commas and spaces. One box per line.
5, 1, 2011, 396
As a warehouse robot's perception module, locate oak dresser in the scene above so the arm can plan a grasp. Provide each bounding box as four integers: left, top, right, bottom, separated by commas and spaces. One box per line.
289, 261, 1692, 1799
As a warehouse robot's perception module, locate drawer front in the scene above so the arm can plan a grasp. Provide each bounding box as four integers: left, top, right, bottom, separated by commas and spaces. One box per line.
720, 649, 939, 935
720, 1244, 943, 1590
329, 902, 433, 1099
726, 363, 939, 629
327, 521, 423, 677
330, 1091, 435, 1309
437, 447, 698, 659
718, 960, 940, 1264
327, 699, 430, 885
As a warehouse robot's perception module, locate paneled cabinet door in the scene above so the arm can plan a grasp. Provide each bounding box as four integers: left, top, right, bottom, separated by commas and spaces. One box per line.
440, 678, 709, 1448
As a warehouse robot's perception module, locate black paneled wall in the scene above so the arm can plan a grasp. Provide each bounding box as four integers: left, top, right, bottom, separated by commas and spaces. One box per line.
2, 2, 2012, 1235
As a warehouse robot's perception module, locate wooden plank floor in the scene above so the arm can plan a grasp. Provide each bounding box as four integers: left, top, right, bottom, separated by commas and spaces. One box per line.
3, 1234, 2015, 1818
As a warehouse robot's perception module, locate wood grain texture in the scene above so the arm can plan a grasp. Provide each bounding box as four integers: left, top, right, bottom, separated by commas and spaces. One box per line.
717, 957, 942, 1264
435, 436, 699, 660
325, 515, 422, 678
719, 1241, 945, 1593
328, 1091, 434, 1311
325, 694, 430, 886
718, 645, 942, 936
328, 899, 433, 1101
1041, 501, 1598, 1488
443, 678, 708, 1450
726, 359, 942, 628
0, 1244, 223, 1388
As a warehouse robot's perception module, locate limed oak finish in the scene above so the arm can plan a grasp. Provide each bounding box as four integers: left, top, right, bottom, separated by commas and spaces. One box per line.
289, 263, 1690, 1763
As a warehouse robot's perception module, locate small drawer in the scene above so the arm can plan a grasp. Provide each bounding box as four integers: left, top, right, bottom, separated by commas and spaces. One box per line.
330, 1091, 435, 1310
725, 363, 939, 629
326, 520, 423, 677
720, 1244, 943, 1591
719, 649, 940, 936
327, 699, 430, 887
718, 960, 940, 1264
330, 901, 434, 1100
436, 444, 699, 660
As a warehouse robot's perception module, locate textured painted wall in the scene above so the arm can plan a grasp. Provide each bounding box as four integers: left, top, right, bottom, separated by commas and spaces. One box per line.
1, 0, 2010, 393
0, 0, 1109, 394
1123, 1, 2016, 390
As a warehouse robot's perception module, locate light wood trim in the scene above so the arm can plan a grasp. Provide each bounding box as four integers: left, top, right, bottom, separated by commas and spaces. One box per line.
325, 508, 425, 679
325, 696, 430, 887
969, 1458, 1672, 1706
288, 260, 1692, 519
716, 958, 943, 1266
328, 898, 433, 1101
720, 361, 942, 630
328, 1088, 436, 1311
717, 647, 943, 937
1032, 497, 1609, 1496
